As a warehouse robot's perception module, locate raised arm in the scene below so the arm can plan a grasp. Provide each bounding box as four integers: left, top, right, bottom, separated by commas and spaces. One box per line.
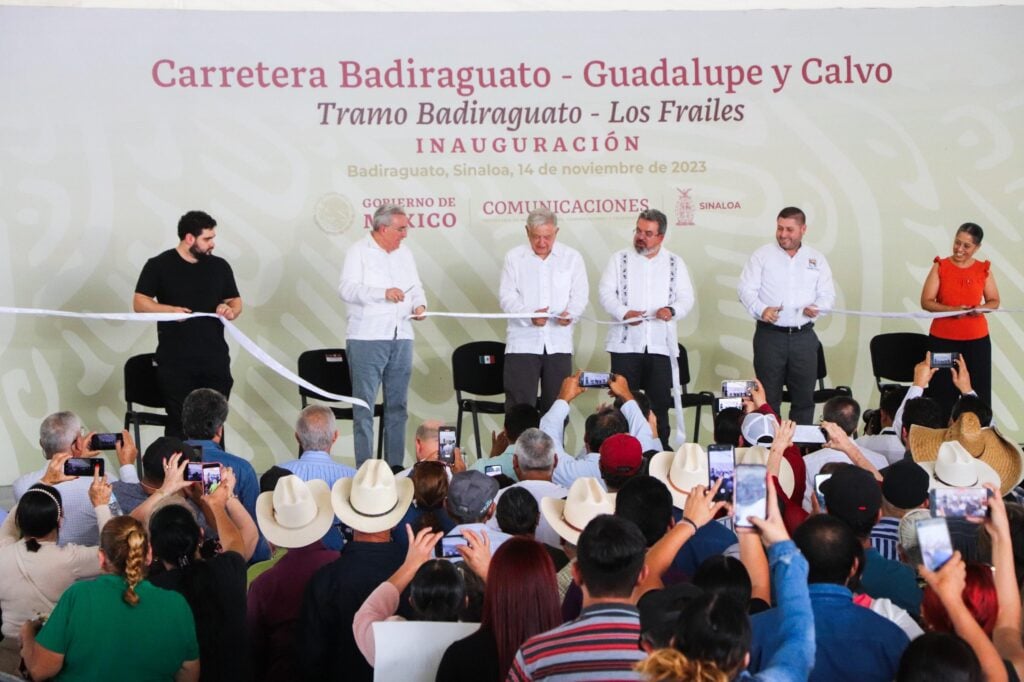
985, 486, 1024, 678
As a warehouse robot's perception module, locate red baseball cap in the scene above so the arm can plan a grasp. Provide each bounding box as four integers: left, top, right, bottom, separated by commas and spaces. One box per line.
599, 434, 643, 476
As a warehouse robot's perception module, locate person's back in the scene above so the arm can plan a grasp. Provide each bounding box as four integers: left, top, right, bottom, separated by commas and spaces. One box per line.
749, 514, 909, 682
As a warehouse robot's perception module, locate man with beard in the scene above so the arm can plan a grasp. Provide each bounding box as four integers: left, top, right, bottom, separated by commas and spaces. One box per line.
738, 207, 834, 425
134, 210, 242, 437
598, 209, 695, 449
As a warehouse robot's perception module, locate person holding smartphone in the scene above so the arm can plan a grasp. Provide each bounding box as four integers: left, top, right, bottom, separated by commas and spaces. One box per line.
920, 222, 1000, 420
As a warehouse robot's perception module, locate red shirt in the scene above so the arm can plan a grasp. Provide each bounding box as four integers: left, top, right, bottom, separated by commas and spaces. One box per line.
929, 256, 990, 341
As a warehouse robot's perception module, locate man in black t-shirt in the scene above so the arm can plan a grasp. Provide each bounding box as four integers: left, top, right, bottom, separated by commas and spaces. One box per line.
133, 210, 243, 437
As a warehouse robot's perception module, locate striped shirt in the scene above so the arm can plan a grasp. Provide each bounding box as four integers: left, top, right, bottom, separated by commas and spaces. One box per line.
870, 516, 901, 562
508, 603, 644, 681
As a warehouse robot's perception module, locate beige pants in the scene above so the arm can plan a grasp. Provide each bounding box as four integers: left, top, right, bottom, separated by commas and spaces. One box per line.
0, 637, 23, 676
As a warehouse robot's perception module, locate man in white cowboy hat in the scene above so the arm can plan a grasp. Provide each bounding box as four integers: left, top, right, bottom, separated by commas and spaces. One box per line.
909, 412, 1023, 495
541, 477, 617, 602
647, 444, 738, 577
250, 475, 338, 682
297, 460, 414, 682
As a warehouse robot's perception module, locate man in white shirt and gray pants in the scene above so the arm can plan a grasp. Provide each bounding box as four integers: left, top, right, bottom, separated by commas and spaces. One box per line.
338, 204, 427, 467
599, 208, 694, 449
738, 206, 835, 425
499, 208, 589, 414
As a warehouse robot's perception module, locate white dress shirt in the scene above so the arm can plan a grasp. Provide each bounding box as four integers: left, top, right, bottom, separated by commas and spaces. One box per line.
598, 248, 694, 356
499, 243, 589, 355
338, 234, 427, 341
738, 242, 835, 327
855, 430, 906, 466
802, 445, 890, 511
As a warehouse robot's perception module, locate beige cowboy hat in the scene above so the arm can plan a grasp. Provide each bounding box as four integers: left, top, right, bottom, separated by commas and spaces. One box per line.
736, 446, 796, 498
331, 460, 414, 534
541, 477, 616, 545
909, 413, 1023, 494
256, 475, 335, 549
917, 441, 1001, 492
648, 444, 709, 509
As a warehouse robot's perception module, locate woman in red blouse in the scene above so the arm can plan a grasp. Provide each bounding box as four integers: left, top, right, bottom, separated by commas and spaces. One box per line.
920, 222, 1000, 418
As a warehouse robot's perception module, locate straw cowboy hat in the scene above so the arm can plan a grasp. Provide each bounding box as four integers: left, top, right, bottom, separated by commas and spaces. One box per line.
256, 475, 334, 549
909, 413, 1023, 494
331, 460, 414, 534
648, 444, 709, 509
736, 446, 796, 498
541, 477, 616, 545
917, 441, 1001, 492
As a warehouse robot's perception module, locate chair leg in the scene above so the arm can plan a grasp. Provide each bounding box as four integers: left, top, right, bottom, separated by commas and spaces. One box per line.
376, 411, 385, 460
692, 404, 702, 444
471, 406, 482, 463
455, 405, 464, 447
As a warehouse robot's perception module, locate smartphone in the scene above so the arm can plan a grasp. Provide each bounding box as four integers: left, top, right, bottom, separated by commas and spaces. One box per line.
436, 534, 468, 558
793, 425, 827, 445
89, 432, 122, 451
201, 463, 222, 495
579, 372, 611, 388
930, 352, 960, 369
716, 396, 744, 412
734, 464, 768, 528
63, 457, 104, 477
930, 487, 989, 522
484, 464, 503, 477
814, 473, 832, 509
707, 444, 735, 503
916, 517, 955, 571
185, 461, 205, 482
721, 380, 756, 398
438, 426, 457, 465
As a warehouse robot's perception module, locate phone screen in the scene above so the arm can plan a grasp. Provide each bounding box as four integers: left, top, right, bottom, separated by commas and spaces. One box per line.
437, 535, 468, 558
201, 464, 222, 495
438, 427, 456, 465
579, 372, 611, 388
721, 380, 755, 398
89, 433, 122, 451
64, 457, 104, 477
814, 473, 832, 509
185, 461, 205, 482
793, 425, 827, 445
707, 445, 735, 502
484, 464, 503, 477
930, 487, 989, 522
916, 517, 954, 571
930, 352, 959, 369
734, 464, 767, 528
716, 397, 744, 412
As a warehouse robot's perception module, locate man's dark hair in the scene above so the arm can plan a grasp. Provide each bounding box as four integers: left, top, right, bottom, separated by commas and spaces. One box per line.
495, 487, 540, 536
615, 476, 673, 547
693, 555, 753, 610
777, 206, 806, 224
260, 466, 293, 494
896, 632, 981, 682
638, 209, 668, 236
142, 436, 189, 484
182, 388, 229, 441
504, 404, 541, 442
177, 210, 216, 240
902, 396, 944, 443
584, 408, 628, 454
951, 394, 992, 428
612, 390, 652, 420
576, 514, 647, 599
793, 514, 864, 586
823, 395, 861, 436
879, 386, 908, 421
713, 408, 744, 446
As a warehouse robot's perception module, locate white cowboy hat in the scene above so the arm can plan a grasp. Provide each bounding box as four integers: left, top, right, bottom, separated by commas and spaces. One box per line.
648, 444, 709, 509
331, 460, 414, 534
541, 477, 616, 545
256, 475, 334, 549
736, 446, 795, 498
910, 413, 1024, 494
917, 441, 1001, 491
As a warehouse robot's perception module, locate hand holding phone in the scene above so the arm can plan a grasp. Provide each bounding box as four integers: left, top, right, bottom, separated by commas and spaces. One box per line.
438, 426, 457, 465
89, 432, 123, 451
64, 457, 105, 477
201, 464, 222, 496
707, 445, 735, 503
734, 464, 768, 528
916, 517, 955, 571
579, 372, 611, 388
930, 352, 960, 370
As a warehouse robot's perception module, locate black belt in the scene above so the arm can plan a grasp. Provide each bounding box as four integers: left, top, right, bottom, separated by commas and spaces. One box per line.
757, 320, 814, 334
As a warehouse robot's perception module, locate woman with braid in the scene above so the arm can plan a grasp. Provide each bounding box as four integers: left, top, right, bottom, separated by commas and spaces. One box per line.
18, 515, 199, 681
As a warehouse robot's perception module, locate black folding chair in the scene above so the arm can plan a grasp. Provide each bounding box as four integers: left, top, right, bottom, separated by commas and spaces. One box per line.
781, 340, 853, 408
123, 353, 168, 462
297, 349, 384, 459
451, 341, 506, 459
675, 344, 716, 444
870, 332, 930, 394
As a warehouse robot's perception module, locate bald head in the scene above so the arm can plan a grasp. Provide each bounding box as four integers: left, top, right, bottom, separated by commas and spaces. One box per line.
415, 420, 442, 462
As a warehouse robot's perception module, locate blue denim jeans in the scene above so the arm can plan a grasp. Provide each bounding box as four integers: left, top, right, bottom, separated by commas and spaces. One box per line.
346, 339, 413, 467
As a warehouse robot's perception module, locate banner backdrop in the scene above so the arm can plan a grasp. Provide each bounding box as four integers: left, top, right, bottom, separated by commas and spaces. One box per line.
1, 6, 1022, 482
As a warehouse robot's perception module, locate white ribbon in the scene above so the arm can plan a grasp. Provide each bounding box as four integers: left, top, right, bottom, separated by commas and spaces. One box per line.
0, 306, 369, 409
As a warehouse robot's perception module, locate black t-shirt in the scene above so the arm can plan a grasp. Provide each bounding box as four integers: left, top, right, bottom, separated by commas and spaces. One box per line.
135, 248, 239, 366
150, 550, 249, 682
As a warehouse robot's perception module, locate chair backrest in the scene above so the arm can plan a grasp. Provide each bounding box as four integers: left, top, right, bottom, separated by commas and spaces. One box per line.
297, 348, 354, 403
451, 341, 506, 397
676, 343, 692, 389
124, 354, 165, 408
870, 333, 930, 385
